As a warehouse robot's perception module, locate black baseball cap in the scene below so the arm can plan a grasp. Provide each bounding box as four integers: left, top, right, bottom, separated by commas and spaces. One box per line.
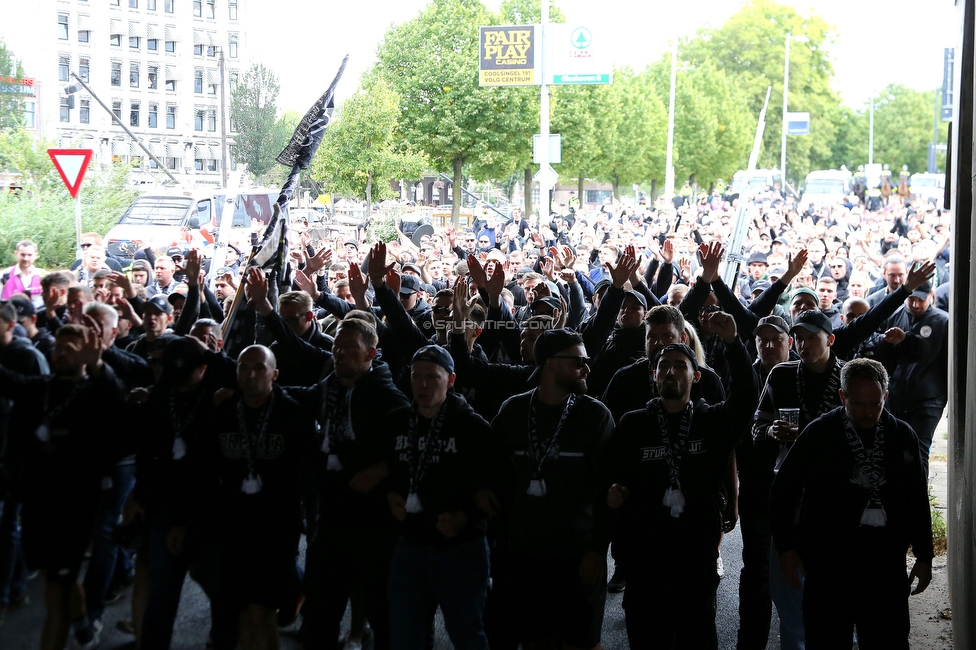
6, 294, 35, 319
909, 281, 934, 301
654, 343, 700, 372
623, 290, 648, 309
399, 274, 421, 296
790, 309, 833, 335
747, 252, 769, 266
528, 328, 585, 382
531, 296, 562, 312
753, 314, 789, 336
144, 295, 174, 315
158, 336, 207, 385
411, 345, 454, 374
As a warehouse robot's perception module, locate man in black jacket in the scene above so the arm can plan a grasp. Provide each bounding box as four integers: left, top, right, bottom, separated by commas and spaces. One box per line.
484, 329, 614, 650
604, 311, 757, 649
770, 359, 933, 649
386, 346, 493, 650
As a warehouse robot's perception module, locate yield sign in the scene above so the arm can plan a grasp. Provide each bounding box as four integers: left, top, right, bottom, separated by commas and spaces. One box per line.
47, 148, 93, 198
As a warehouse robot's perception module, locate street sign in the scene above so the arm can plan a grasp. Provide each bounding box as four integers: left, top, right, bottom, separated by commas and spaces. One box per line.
549, 23, 613, 85
47, 148, 93, 198
942, 48, 954, 121
533, 134, 561, 164
479, 25, 541, 86
533, 164, 558, 189
785, 112, 810, 135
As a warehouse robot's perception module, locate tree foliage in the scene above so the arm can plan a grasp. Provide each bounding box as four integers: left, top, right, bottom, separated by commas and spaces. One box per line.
0, 142, 136, 269
310, 77, 428, 205
230, 64, 283, 182
0, 40, 27, 131
374, 0, 539, 223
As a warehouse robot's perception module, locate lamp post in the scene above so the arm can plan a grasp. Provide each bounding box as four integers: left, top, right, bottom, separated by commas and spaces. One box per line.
869, 96, 875, 164
664, 39, 678, 199
781, 33, 808, 192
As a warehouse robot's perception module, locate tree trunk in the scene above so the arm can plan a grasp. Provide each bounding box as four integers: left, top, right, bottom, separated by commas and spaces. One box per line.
452, 157, 463, 227
524, 167, 532, 224
612, 176, 619, 200
366, 169, 373, 207
577, 174, 584, 206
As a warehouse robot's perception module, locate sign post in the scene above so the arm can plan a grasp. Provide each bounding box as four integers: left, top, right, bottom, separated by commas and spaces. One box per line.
47, 148, 93, 255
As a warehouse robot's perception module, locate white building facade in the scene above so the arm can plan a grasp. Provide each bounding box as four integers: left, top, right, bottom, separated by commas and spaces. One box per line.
5, 0, 250, 188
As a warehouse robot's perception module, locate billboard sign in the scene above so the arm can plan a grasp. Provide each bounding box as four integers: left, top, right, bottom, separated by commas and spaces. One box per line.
479, 25, 540, 86
549, 24, 612, 85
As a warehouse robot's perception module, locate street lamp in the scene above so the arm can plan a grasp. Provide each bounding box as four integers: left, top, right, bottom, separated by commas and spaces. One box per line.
664, 40, 678, 200
781, 33, 808, 193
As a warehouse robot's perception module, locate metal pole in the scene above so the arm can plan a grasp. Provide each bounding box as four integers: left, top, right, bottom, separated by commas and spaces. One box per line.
67, 72, 178, 184
664, 40, 677, 199
539, 0, 551, 222
869, 96, 874, 165
74, 195, 83, 253
219, 48, 229, 189
781, 34, 790, 186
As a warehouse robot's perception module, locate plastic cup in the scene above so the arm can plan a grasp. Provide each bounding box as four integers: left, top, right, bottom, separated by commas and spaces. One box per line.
779, 408, 800, 427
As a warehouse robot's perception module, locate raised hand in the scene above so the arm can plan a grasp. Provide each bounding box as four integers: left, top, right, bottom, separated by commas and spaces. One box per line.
698, 241, 724, 283
607, 253, 638, 289
107, 271, 136, 299
348, 262, 368, 303
485, 260, 506, 299
368, 243, 392, 287
904, 261, 937, 292
184, 249, 202, 286
293, 268, 320, 300
466, 254, 488, 288
702, 310, 737, 344
782, 248, 808, 284
303, 246, 332, 275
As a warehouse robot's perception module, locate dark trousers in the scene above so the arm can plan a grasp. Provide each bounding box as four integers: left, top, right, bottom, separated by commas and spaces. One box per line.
891, 406, 943, 479
736, 473, 773, 650
0, 497, 28, 606
803, 546, 910, 650
83, 464, 136, 622
623, 553, 719, 650
301, 526, 395, 650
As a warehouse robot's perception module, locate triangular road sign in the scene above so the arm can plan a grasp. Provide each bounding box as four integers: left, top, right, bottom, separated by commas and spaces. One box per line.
47, 148, 94, 198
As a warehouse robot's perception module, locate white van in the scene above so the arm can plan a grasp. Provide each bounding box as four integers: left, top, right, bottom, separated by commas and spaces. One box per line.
104, 188, 278, 260
800, 170, 852, 207
910, 173, 945, 207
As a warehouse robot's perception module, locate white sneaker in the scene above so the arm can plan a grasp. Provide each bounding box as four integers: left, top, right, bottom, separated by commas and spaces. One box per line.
75, 618, 103, 650
343, 641, 363, 650
716, 554, 725, 579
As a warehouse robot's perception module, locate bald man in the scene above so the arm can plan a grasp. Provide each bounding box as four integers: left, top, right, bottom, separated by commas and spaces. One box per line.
199, 345, 317, 650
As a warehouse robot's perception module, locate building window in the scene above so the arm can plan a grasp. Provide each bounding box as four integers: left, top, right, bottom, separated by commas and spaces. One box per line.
165, 78, 176, 91
165, 0, 174, 12
195, 159, 203, 171
24, 102, 35, 129
112, 100, 122, 120
78, 29, 90, 43
193, 0, 201, 17
585, 190, 613, 204
206, 0, 215, 19
148, 66, 158, 89
228, 33, 238, 58
207, 159, 217, 172
80, 99, 90, 124
79, 58, 90, 82
148, 0, 156, 9
58, 15, 69, 40
111, 62, 122, 86
165, 40, 175, 52
149, 157, 159, 169
228, 1, 237, 20
229, 71, 238, 90
194, 70, 203, 93
130, 37, 140, 49
111, 34, 121, 47
148, 104, 158, 127
207, 109, 216, 132
208, 80, 217, 95
148, 38, 158, 51
166, 105, 176, 129
207, 46, 216, 57
59, 56, 70, 82
60, 97, 71, 122
194, 109, 204, 131
229, 145, 237, 171
130, 102, 140, 127
194, 44, 204, 56
166, 157, 178, 170
110, 0, 119, 5
130, 63, 140, 88
129, 0, 138, 7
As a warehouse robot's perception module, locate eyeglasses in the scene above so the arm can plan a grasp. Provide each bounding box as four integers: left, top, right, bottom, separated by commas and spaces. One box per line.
479, 240, 490, 244
549, 355, 591, 368
465, 238, 475, 242
80, 243, 93, 249
432, 306, 451, 314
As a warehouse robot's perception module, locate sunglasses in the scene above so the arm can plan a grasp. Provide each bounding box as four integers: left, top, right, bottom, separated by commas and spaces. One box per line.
80, 243, 93, 249
432, 306, 451, 314
549, 355, 591, 368
479, 240, 490, 244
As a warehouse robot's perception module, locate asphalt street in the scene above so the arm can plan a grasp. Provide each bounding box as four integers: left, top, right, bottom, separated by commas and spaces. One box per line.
0, 525, 783, 649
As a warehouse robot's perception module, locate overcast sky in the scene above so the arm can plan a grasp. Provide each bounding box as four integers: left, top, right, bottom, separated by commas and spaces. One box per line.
248, 0, 958, 115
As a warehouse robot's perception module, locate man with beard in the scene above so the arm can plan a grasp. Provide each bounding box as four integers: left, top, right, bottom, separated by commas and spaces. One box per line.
603, 311, 757, 649
770, 359, 932, 649
483, 329, 614, 650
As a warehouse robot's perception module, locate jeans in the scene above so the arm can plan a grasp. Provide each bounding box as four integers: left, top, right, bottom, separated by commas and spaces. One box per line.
301, 526, 396, 650
0, 498, 28, 606
891, 406, 943, 479
388, 536, 490, 650
82, 463, 136, 622
769, 540, 805, 650
141, 511, 229, 650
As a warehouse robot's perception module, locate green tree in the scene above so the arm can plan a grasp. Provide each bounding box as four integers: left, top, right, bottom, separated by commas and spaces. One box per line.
551, 82, 607, 203
375, 0, 538, 225
310, 77, 428, 205
0, 40, 27, 131
590, 67, 667, 197
682, 0, 844, 186
230, 63, 282, 183
845, 85, 948, 174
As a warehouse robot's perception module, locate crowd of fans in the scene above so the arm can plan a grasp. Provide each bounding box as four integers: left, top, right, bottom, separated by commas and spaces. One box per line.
0, 183, 949, 650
